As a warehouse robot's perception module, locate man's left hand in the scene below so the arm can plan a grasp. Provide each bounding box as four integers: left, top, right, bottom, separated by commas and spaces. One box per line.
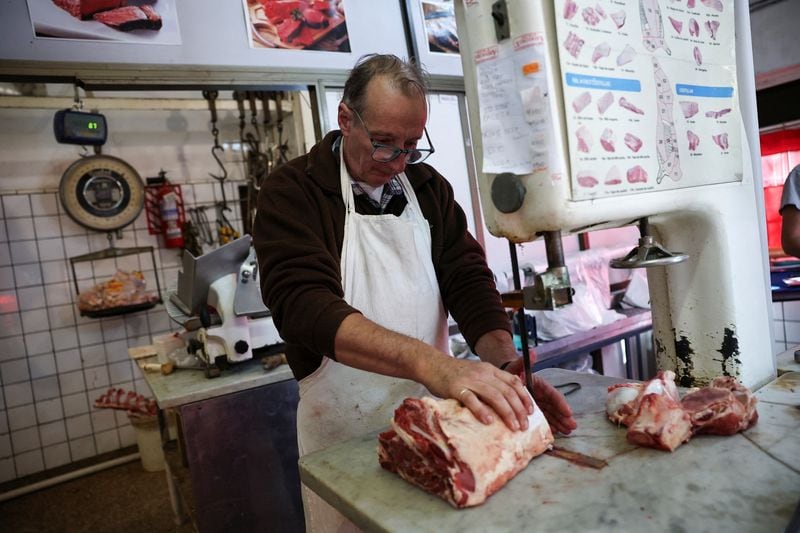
502, 359, 577, 435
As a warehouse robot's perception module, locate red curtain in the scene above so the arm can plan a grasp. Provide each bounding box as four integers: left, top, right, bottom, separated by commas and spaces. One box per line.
761, 128, 800, 253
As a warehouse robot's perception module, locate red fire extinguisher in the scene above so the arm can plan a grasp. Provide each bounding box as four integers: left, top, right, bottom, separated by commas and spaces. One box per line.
145, 171, 185, 249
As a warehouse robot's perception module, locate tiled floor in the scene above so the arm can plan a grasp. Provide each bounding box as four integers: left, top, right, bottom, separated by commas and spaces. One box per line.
0, 457, 196, 533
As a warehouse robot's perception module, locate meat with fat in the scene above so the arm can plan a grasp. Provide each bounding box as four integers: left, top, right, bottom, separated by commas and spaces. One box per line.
378, 393, 553, 508
606, 382, 642, 425
606, 372, 758, 452
681, 376, 758, 435
52, 0, 122, 19
93, 6, 162, 31
625, 373, 692, 452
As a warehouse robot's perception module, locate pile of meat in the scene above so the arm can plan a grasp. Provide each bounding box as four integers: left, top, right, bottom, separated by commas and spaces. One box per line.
257, 0, 344, 46
378, 394, 553, 508
606, 370, 758, 452
53, 0, 162, 32
78, 269, 159, 312
95, 387, 158, 416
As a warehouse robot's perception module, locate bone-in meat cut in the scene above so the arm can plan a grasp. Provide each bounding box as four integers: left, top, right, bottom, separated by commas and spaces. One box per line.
625, 373, 692, 452
378, 394, 554, 508
606, 371, 758, 452
681, 376, 758, 435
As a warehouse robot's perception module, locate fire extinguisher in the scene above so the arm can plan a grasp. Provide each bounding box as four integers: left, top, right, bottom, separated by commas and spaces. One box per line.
160, 189, 184, 248
145, 171, 185, 249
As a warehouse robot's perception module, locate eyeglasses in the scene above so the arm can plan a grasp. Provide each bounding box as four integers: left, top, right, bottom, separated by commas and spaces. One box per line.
350, 107, 435, 164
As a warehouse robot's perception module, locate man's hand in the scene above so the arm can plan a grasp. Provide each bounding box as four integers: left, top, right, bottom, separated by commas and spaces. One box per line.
502, 358, 577, 435
422, 356, 534, 432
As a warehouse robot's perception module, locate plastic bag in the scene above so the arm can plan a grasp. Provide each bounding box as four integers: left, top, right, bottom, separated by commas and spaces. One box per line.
532, 250, 625, 341
620, 269, 650, 309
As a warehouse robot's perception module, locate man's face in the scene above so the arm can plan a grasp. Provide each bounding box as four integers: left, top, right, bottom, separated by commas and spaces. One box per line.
338, 76, 428, 188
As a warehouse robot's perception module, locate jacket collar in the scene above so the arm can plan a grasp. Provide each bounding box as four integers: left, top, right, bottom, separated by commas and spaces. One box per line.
306, 130, 435, 195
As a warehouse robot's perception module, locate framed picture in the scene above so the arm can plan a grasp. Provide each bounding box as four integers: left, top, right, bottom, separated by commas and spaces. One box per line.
404, 0, 463, 77
25, 0, 181, 44
243, 0, 351, 53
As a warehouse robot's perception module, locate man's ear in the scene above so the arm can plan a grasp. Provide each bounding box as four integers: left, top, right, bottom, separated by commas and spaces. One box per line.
338, 103, 351, 135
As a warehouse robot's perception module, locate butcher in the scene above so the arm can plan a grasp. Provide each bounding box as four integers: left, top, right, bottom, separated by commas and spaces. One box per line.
253, 53, 576, 532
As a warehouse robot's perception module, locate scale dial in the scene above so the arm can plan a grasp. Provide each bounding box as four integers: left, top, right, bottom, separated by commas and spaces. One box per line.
59, 155, 145, 232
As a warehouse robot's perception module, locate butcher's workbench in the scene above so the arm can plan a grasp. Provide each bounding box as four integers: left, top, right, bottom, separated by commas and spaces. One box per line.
137, 354, 304, 532
777, 345, 800, 375
299, 368, 800, 532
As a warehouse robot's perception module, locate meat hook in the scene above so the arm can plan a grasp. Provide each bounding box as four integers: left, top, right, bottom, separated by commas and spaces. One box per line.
209, 144, 228, 205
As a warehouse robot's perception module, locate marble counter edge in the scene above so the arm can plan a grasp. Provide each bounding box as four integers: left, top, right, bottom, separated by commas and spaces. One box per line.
142, 360, 295, 409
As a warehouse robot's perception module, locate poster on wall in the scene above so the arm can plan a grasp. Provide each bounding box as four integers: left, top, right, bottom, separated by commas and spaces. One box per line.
242, 0, 351, 52
25, 0, 181, 44
554, 0, 742, 201
405, 0, 463, 77
421, 1, 458, 54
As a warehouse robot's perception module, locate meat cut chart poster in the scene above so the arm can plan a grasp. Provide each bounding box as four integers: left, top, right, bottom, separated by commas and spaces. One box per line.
26, 0, 181, 44
243, 0, 351, 52
555, 0, 742, 200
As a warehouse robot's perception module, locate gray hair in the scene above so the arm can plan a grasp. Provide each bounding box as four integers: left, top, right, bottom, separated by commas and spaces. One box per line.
342, 54, 429, 118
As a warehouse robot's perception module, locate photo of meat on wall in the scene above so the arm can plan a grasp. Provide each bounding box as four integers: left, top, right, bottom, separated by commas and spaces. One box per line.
244, 0, 350, 52
422, 0, 458, 55
26, 0, 181, 44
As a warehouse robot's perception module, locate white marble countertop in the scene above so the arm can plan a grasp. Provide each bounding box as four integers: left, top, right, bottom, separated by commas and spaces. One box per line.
138, 355, 294, 409
777, 345, 800, 375
299, 368, 800, 532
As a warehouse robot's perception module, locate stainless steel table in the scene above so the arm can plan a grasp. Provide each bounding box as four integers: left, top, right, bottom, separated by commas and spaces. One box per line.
299, 368, 800, 532
141, 355, 303, 532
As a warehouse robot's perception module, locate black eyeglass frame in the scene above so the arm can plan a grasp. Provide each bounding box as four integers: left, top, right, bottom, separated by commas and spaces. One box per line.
349, 107, 435, 165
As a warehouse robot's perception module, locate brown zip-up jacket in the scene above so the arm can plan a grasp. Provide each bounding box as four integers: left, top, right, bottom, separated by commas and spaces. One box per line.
253, 131, 512, 381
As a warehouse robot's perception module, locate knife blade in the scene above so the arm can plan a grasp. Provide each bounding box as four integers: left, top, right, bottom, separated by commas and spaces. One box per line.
508, 240, 534, 396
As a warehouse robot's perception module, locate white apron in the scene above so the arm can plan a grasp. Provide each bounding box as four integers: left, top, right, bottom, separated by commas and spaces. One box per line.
296, 144, 450, 532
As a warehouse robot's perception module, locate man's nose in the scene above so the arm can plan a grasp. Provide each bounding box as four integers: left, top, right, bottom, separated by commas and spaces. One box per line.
388, 155, 407, 173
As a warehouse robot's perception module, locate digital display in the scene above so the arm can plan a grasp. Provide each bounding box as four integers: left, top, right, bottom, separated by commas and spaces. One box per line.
54, 109, 108, 146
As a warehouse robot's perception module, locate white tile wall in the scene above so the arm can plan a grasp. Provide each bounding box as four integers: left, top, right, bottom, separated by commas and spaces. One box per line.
18, 285, 46, 310
0, 313, 22, 337
39, 420, 66, 447
0, 458, 15, 483
95, 428, 121, 454
15, 449, 44, 477
7, 404, 36, 431
43, 442, 70, 470
12, 426, 41, 453
5, 382, 33, 408
0, 181, 246, 488
772, 301, 800, 355
0, 267, 13, 290
36, 398, 64, 424
62, 393, 89, 418
69, 436, 95, 461
1, 359, 30, 384
30, 194, 58, 216
55, 349, 82, 373
9, 241, 39, 264
29, 354, 57, 379
65, 414, 92, 440
6, 219, 35, 241
25, 331, 53, 356
0, 433, 10, 457
21, 309, 48, 334
32, 376, 60, 401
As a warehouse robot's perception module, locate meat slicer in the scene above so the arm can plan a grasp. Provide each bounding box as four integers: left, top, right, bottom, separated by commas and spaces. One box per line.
168, 235, 283, 377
